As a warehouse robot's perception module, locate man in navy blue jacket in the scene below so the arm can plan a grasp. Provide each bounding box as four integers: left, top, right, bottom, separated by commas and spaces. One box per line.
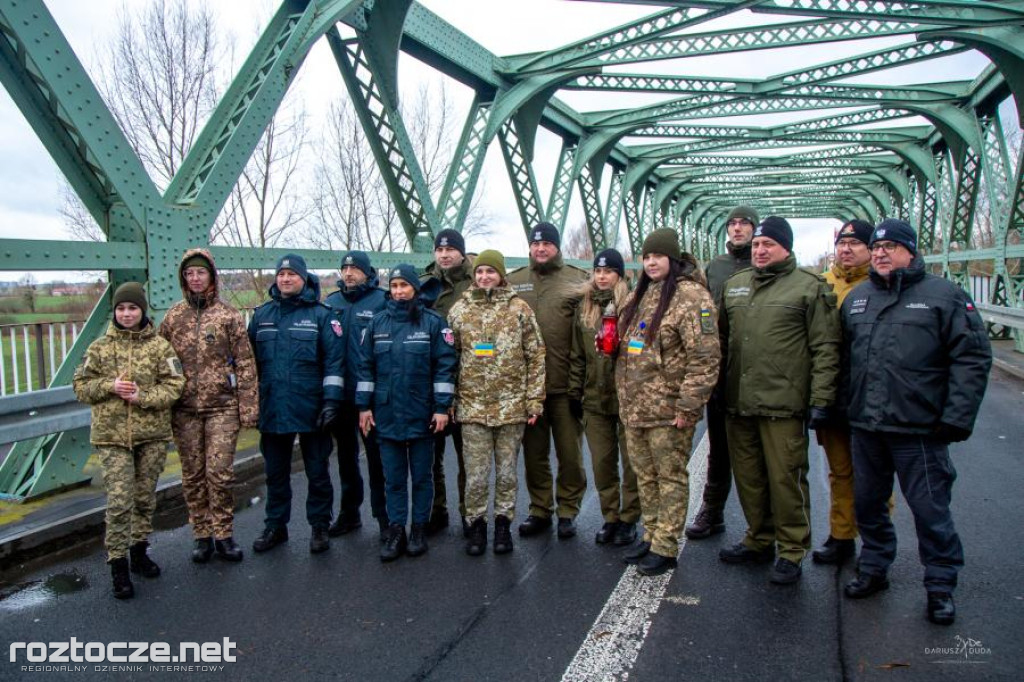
840, 220, 991, 626
357, 264, 458, 561
248, 254, 345, 555
325, 251, 388, 538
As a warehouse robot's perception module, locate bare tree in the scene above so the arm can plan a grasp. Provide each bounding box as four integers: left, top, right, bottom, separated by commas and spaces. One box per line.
306, 81, 492, 254
562, 220, 595, 261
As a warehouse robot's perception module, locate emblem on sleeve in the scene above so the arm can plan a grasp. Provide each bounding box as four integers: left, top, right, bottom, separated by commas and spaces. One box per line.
441, 328, 455, 346
330, 319, 343, 337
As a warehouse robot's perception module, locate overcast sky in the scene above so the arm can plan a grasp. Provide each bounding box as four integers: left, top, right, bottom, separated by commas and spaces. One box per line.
0, 0, 1010, 280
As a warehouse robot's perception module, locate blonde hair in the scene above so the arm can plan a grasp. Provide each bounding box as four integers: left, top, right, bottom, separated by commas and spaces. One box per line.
579, 276, 631, 329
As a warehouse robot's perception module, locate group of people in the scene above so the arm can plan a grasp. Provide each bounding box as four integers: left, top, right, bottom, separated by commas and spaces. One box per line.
73, 211, 992, 627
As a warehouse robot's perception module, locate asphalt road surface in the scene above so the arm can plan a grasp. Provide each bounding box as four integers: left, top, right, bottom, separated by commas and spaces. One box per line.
1, 371, 1022, 681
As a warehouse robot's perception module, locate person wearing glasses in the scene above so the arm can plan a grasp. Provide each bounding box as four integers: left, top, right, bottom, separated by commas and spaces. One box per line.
840, 219, 991, 626
809, 219, 874, 566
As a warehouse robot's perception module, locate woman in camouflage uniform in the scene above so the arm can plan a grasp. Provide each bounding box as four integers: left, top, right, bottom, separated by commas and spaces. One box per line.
447, 250, 546, 556
73, 282, 185, 599
614, 230, 720, 577
159, 249, 259, 564
568, 248, 640, 547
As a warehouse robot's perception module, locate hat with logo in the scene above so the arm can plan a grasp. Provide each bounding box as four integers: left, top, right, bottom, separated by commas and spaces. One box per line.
276, 253, 309, 281
474, 249, 507, 279
870, 218, 917, 256
388, 263, 422, 293
753, 216, 793, 252
340, 250, 374, 278
835, 219, 874, 246
593, 248, 625, 278
529, 222, 561, 249
434, 229, 466, 256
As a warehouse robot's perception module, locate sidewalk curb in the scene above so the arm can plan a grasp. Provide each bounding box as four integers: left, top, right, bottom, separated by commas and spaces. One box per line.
993, 356, 1024, 383
0, 449, 270, 571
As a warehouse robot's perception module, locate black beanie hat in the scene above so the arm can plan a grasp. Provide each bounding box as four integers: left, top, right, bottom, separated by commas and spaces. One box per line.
434, 229, 466, 256
112, 282, 148, 312
642, 228, 682, 261
388, 263, 423, 293
340, 250, 374, 278
836, 219, 874, 246
593, 248, 625, 278
529, 222, 561, 249
727, 205, 760, 227
870, 218, 917, 256
753, 216, 793, 252
276, 253, 309, 281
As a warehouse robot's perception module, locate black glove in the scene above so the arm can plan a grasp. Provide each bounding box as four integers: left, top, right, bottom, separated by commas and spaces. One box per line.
807, 406, 831, 430
569, 398, 584, 421
933, 422, 971, 444
318, 402, 340, 433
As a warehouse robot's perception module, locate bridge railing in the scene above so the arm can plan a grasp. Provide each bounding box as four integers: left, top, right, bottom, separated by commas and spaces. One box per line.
0, 321, 84, 396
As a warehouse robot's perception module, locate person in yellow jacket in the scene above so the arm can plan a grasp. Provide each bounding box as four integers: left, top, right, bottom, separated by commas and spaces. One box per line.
73, 283, 185, 599
811, 219, 873, 565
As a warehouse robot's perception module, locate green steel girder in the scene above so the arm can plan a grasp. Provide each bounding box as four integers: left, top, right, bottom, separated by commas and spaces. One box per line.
330, 30, 439, 251
547, 141, 579, 232
623, 185, 644, 259
629, 124, 933, 143
577, 164, 608, 251
437, 96, 494, 232
498, 119, 546, 238
604, 170, 626, 250
927, 26, 1024, 124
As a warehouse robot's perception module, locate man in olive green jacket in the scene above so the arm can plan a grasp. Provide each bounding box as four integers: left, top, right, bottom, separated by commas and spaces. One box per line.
507, 222, 589, 538
421, 229, 474, 534
718, 217, 841, 585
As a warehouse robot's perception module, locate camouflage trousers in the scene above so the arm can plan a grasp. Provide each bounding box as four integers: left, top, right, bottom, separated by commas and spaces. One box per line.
624, 425, 695, 558
98, 442, 168, 561
462, 422, 525, 523
172, 410, 240, 539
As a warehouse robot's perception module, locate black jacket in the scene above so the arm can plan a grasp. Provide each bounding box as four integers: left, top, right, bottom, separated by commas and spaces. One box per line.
840, 258, 991, 435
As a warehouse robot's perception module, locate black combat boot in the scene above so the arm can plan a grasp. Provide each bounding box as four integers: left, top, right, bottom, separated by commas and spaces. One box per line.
380, 524, 407, 562
927, 592, 956, 626
328, 513, 362, 537
595, 521, 618, 545
252, 526, 288, 553
613, 522, 638, 546
377, 516, 390, 543
214, 537, 243, 562
685, 504, 725, 540
426, 509, 449, 536
192, 537, 214, 564
309, 526, 330, 554
129, 541, 161, 578
407, 524, 429, 557
493, 515, 514, 555
465, 518, 487, 557
811, 536, 856, 565
109, 557, 134, 600
624, 541, 651, 565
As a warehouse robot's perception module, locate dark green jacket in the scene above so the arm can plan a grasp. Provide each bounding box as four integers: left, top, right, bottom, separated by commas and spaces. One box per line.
568, 288, 619, 416
507, 253, 588, 395
720, 254, 840, 418
705, 240, 752, 302
422, 259, 473, 322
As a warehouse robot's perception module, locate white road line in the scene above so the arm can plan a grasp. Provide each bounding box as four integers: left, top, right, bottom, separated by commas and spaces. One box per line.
561, 432, 710, 682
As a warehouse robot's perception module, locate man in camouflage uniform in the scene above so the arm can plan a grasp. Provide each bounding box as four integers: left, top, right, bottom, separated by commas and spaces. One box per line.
160, 249, 259, 564
507, 222, 589, 539
718, 217, 841, 585
421, 228, 474, 534
73, 282, 185, 598
447, 250, 546, 555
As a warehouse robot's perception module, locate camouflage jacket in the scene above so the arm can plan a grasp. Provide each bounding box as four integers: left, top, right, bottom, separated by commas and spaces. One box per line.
447, 285, 546, 427
614, 276, 721, 428
159, 248, 259, 425
73, 321, 185, 448
507, 254, 588, 394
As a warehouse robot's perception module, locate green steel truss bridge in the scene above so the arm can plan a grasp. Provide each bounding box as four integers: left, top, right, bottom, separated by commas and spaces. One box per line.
0, 0, 1022, 498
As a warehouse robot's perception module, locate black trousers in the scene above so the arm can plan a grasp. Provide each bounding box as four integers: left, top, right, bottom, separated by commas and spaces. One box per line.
331, 400, 386, 522
261, 431, 333, 530
851, 427, 963, 592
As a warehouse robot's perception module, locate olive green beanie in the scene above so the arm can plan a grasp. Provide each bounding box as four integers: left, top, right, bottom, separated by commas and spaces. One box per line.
727, 205, 760, 227
641, 229, 682, 261
474, 249, 506, 278
112, 282, 148, 312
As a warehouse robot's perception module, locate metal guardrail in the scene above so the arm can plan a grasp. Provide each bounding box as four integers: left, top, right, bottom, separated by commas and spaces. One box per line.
975, 303, 1024, 330
0, 386, 89, 446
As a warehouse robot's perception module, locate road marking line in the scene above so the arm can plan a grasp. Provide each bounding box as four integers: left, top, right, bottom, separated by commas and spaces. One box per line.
561, 433, 709, 682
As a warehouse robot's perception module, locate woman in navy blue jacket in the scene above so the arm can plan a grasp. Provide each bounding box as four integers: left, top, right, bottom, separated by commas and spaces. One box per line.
357, 264, 458, 561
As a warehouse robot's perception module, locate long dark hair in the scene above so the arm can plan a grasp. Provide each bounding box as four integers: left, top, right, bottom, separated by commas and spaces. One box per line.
619, 254, 703, 341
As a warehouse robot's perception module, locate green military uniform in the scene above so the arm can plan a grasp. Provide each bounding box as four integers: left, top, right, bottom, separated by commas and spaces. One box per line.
568, 288, 639, 525
73, 321, 186, 560
615, 274, 720, 558
507, 253, 589, 520
720, 253, 841, 563
421, 258, 474, 520
448, 284, 545, 522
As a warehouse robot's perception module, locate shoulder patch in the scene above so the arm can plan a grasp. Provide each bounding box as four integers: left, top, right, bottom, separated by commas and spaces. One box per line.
168, 357, 183, 376
700, 308, 715, 334
330, 319, 343, 337
441, 327, 455, 346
